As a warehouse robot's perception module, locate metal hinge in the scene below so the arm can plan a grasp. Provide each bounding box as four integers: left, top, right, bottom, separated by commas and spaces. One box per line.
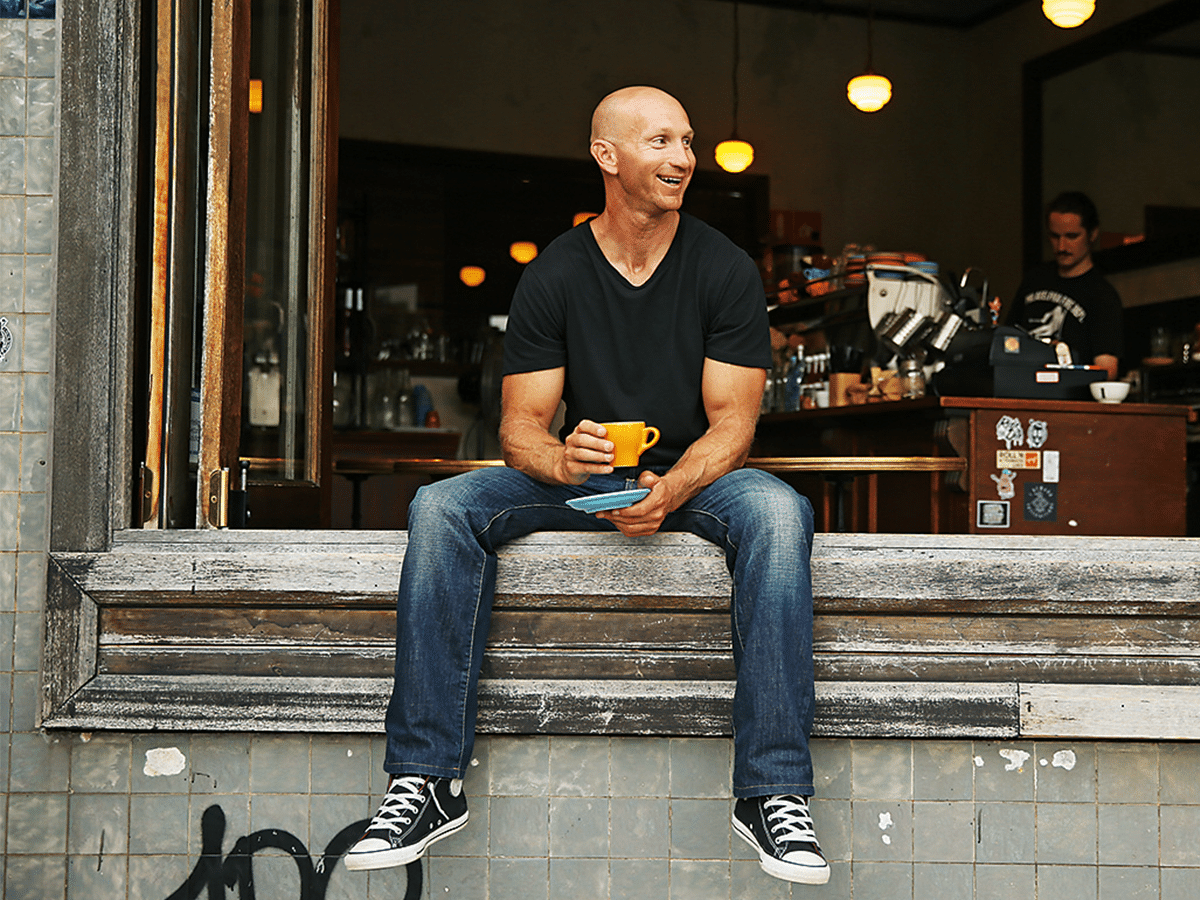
208, 468, 230, 528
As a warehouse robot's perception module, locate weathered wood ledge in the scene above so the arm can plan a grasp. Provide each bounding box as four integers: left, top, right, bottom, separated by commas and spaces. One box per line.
44, 531, 1200, 740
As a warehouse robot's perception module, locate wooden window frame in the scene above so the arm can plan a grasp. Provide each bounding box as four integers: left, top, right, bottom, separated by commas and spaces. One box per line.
45, 2, 1200, 741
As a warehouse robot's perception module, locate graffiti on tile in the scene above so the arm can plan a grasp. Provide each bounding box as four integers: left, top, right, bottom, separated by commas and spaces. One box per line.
164, 805, 422, 900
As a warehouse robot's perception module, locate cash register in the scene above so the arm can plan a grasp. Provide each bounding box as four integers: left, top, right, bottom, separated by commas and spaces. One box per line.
933, 326, 1106, 400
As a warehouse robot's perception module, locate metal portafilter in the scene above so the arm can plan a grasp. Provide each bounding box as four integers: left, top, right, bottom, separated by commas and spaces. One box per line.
924, 309, 966, 356
877, 307, 936, 357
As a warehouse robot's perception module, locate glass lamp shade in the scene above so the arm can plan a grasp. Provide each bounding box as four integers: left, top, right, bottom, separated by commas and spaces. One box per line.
509, 241, 538, 264
459, 266, 486, 287
715, 139, 754, 173
847, 72, 892, 112
1042, 0, 1095, 28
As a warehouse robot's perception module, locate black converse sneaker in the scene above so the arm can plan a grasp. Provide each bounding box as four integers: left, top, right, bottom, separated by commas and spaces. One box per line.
344, 774, 469, 871
732, 794, 830, 885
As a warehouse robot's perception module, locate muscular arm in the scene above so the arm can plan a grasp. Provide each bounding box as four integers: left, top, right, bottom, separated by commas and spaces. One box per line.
499, 368, 615, 485
603, 358, 765, 536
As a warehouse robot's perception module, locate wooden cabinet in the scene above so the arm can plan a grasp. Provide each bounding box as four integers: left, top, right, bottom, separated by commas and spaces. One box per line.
754, 397, 1190, 536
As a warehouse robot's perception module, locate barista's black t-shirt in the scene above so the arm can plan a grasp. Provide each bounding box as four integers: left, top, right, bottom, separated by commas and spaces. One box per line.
502, 213, 771, 468
1007, 265, 1123, 366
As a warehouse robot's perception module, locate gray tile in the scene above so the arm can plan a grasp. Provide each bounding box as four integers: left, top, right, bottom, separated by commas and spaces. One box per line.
1035, 743, 1096, 802
851, 799, 912, 861
188, 733, 251, 793
668, 859, 730, 900
4, 854, 67, 900
850, 740, 912, 800
246, 853, 305, 897
70, 732, 132, 792
0, 554, 13, 611
249, 792, 309, 844
974, 863, 1036, 900
550, 735, 609, 796
1160, 806, 1200, 867
26, 20, 54, 77
424, 855, 487, 897
810, 797, 851, 863
25, 135, 50, 193
24, 196, 52, 254
670, 736, 731, 798
0, 254, 18, 310
18, 550, 43, 612
974, 742, 1036, 801
0, 493, 18, 550
0, 433, 17, 489
913, 740, 974, 801
1160, 743, 1200, 805
550, 857, 609, 897
21, 373, 49, 430
17, 490, 46, 549
0, 21, 25, 77
730, 858, 792, 899
310, 734, 372, 795
1036, 802, 1097, 864
9, 730, 70, 791
361, 858, 423, 898
611, 736, 669, 797
610, 796, 668, 859
914, 861, 974, 900
489, 858, 549, 900
1037, 864, 1098, 900
1098, 866, 1161, 900
0, 78, 23, 136
912, 800, 975, 862
0, 136, 22, 192
19, 435, 46, 492
549, 796, 608, 858
490, 795, 549, 857
67, 854, 128, 900
128, 855, 194, 900
10, 669, 38, 730
22, 253, 51, 312
25, 77, 54, 135
249, 733, 310, 794
7, 792, 68, 854
0, 371, 19, 429
464, 734, 490, 796
669, 797, 729, 860
310, 792, 370, 860
611, 859, 669, 900
1162, 866, 1200, 900
23, 311, 52, 371
1098, 803, 1158, 867
490, 735, 549, 795
851, 860, 913, 900
128, 792, 191, 855
811, 737, 851, 799
68, 791, 129, 855
976, 801, 1035, 864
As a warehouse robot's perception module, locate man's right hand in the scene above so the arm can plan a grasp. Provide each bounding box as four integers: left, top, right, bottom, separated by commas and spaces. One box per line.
557, 420, 616, 484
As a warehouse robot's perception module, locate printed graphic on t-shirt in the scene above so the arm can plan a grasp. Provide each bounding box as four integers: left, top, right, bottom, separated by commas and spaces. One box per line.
1021, 290, 1086, 342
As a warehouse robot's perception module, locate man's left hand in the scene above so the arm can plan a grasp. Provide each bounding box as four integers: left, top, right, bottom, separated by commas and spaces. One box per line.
596, 470, 675, 536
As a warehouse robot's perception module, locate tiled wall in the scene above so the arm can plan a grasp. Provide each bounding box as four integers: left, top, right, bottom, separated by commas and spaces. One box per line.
2, 4, 1199, 899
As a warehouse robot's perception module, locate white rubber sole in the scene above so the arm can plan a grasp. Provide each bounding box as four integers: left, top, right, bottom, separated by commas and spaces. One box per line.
343, 812, 469, 871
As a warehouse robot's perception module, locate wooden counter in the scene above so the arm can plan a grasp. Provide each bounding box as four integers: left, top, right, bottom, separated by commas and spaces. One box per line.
754, 396, 1190, 536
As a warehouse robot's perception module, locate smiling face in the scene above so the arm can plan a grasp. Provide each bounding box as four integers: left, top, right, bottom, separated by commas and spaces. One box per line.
591, 87, 696, 218
1047, 211, 1097, 277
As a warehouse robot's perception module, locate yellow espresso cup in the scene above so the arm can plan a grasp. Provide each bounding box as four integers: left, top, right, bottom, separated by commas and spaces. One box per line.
601, 421, 660, 467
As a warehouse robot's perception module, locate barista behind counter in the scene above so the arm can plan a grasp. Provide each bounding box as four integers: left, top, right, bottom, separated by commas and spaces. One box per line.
1006, 191, 1122, 380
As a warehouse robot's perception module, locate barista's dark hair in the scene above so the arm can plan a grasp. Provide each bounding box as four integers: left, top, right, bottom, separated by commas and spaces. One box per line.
1046, 191, 1100, 233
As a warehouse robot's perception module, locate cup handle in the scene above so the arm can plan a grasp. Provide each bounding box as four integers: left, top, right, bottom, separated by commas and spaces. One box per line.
640, 427, 660, 454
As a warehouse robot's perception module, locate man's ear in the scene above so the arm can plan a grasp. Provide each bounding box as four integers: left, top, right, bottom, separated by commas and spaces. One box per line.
591, 139, 618, 175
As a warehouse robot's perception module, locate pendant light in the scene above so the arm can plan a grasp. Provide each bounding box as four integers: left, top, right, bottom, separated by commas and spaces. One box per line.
1042, 0, 1095, 28
847, 4, 892, 113
715, 2, 754, 173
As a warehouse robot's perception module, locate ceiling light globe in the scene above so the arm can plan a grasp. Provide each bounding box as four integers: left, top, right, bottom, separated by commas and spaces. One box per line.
509, 241, 538, 264
1042, 0, 1096, 28
715, 139, 754, 173
847, 73, 892, 113
459, 266, 486, 287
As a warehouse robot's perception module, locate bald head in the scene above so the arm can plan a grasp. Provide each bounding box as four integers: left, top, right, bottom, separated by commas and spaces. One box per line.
590, 86, 688, 146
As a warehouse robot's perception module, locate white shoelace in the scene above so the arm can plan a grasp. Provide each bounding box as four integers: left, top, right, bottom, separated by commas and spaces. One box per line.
763, 795, 819, 845
366, 775, 429, 834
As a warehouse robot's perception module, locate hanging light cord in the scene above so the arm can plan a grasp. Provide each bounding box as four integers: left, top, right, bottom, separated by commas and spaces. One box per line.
866, 2, 876, 71
730, 2, 741, 138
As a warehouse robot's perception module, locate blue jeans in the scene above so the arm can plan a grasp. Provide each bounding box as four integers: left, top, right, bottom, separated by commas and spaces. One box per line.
384, 466, 816, 798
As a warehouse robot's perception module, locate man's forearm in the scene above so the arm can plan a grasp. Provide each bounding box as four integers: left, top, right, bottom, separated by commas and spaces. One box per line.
657, 413, 757, 510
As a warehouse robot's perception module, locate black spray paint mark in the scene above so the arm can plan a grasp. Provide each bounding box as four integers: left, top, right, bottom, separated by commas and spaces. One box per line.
164, 804, 423, 900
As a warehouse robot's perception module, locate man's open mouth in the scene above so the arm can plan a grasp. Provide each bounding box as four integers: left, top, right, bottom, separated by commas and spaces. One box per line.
658, 175, 684, 186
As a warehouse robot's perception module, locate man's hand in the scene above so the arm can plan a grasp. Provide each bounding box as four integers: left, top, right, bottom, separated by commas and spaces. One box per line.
597, 470, 674, 536
557, 420, 617, 484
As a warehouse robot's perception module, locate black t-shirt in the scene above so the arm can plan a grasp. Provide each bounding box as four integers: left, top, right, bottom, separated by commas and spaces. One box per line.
503, 213, 771, 467
1007, 264, 1123, 366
